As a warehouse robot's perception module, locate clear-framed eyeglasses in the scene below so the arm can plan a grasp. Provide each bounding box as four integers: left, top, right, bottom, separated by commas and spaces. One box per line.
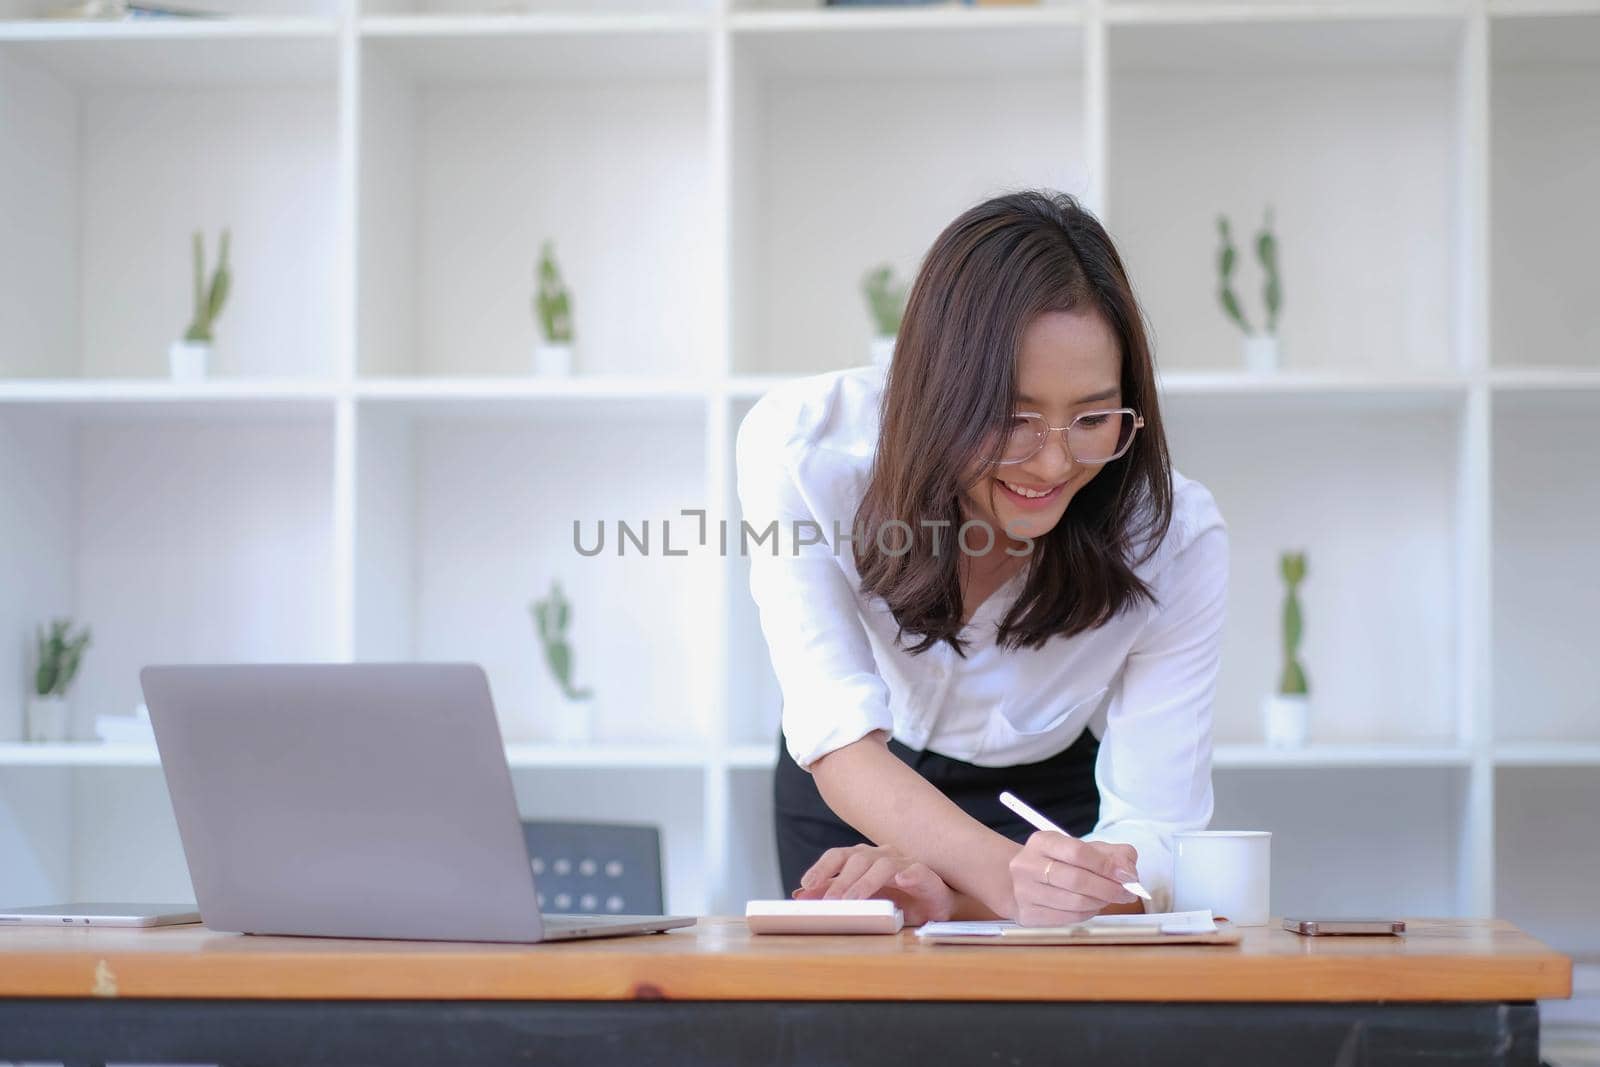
990, 408, 1145, 466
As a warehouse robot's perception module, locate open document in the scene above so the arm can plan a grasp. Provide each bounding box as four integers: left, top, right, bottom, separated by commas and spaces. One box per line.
917, 910, 1219, 940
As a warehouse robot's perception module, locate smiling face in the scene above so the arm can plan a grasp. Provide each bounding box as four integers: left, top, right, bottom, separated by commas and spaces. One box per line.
961, 308, 1124, 552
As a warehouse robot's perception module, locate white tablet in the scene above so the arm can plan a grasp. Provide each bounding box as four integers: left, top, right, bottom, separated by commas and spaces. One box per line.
745, 899, 904, 935
0, 903, 201, 928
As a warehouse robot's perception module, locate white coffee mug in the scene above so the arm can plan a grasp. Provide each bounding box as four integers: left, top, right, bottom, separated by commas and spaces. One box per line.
1172, 830, 1271, 926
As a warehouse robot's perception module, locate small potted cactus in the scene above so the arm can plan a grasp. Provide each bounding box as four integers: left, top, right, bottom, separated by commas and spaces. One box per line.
861, 263, 907, 370
170, 228, 231, 382
1262, 551, 1310, 748
530, 580, 592, 743
1216, 208, 1282, 373
28, 619, 91, 743
532, 240, 575, 377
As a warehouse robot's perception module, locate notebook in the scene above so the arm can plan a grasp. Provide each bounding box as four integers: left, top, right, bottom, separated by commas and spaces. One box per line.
916, 909, 1242, 946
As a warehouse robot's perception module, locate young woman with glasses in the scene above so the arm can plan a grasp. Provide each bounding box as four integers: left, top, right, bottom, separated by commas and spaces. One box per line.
736, 189, 1228, 926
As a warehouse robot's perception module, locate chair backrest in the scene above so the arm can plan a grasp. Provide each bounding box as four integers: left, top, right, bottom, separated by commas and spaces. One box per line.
520, 820, 664, 916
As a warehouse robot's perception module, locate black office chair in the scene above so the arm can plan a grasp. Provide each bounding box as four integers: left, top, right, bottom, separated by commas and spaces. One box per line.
520, 820, 665, 916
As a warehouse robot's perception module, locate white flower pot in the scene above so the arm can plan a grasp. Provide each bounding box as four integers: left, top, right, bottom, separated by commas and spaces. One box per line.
1242, 333, 1280, 374
533, 342, 575, 377
26, 695, 70, 744
548, 698, 592, 745
869, 335, 896, 369
1262, 693, 1310, 749
168, 340, 211, 382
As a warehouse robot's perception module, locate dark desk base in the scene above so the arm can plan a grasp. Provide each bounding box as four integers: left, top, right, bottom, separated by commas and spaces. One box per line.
0, 998, 1541, 1067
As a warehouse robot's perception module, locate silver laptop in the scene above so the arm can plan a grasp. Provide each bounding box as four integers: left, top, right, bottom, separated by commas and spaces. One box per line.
140, 663, 696, 943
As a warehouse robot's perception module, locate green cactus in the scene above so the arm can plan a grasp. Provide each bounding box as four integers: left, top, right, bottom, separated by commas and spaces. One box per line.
1278, 551, 1308, 697
531, 581, 591, 701
1215, 215, 1253, 335
534, 240, 574, 344
861, 263, 908, 338
184, 228, 231, 344
1217, 210, 1284, 338
1257, 207, 1282, 335
34, 619, 91, 698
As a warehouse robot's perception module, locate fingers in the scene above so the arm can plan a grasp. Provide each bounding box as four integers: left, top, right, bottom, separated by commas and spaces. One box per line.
797, 846, 855, 893
1020, 835, 1134, 906
1029, 881, 1119, 915
1011, 859, 1116, 926
1012, 884, 1118, 926
792, 847, 951, 920
1029, 832, 1138, 881
1105, 843, 1140, 884
838, 857, 900, 900
1095, 843, 1142, 902
822, 849, 879, 899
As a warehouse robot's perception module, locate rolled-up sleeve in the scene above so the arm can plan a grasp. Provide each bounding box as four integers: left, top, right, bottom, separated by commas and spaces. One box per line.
735, 400, 894, 772
1082, 521, 1228, 914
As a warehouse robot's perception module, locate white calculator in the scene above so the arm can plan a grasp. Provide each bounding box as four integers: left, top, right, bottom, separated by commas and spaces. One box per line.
745, 899, 905, 935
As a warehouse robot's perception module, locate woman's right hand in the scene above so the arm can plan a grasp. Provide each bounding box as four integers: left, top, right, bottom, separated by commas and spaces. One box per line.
1008, 832, 1141, 926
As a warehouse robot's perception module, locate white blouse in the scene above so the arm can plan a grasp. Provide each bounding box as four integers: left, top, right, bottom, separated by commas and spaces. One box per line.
735, 363, 1230, 914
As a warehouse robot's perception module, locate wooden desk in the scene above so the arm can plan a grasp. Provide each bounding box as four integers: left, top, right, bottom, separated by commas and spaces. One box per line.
0, 917, 1572, 1066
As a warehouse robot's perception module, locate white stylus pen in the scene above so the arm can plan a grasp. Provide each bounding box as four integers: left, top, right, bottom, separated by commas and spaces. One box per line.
999, 790, 1153, 903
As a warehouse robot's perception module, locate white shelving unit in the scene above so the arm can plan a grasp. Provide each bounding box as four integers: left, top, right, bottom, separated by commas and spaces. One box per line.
1, 0, 1596, 983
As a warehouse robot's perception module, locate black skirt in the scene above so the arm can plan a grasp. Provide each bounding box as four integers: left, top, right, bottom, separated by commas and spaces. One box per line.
772, 725, 1103, 894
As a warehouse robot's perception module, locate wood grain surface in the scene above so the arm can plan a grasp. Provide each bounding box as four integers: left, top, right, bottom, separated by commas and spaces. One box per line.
0, 917, 1572, 1003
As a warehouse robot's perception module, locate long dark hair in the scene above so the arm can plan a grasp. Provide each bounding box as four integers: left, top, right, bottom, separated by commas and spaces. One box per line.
852, 189, 1173, 656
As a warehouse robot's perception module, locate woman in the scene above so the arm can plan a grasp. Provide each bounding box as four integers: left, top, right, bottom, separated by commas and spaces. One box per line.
735, 189, 1228, 926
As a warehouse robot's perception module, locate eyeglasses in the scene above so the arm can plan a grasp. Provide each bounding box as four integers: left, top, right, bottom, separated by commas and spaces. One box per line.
990, 408, 1145, 466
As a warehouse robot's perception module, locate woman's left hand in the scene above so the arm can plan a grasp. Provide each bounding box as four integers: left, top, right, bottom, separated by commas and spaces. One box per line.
791, 844, 958, 926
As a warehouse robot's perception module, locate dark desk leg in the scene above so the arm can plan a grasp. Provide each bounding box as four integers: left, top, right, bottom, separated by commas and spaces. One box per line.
0, 999, 1542, 1067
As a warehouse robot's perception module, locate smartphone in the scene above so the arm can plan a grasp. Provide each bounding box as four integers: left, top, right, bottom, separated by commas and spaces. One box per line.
1282, 917, 1405, 936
